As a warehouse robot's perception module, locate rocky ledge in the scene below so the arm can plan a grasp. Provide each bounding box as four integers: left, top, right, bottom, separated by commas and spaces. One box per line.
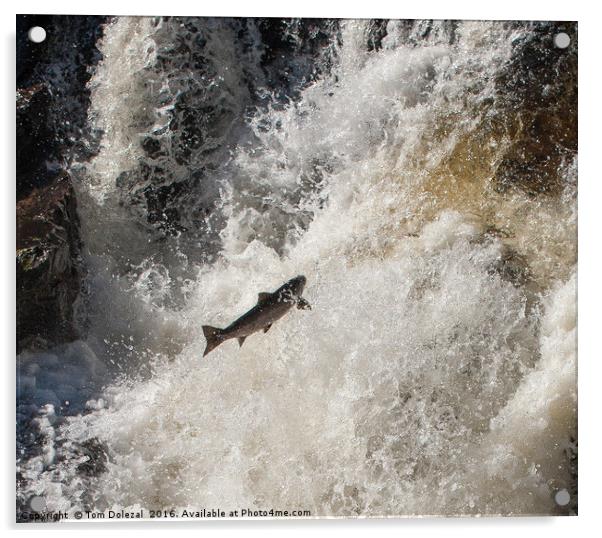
16, 16, 105, 353
16, 171, 83, 353
16, 81, 84, 353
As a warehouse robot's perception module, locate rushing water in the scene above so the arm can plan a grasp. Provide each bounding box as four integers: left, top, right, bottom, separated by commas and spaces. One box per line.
17, 17, 577, 517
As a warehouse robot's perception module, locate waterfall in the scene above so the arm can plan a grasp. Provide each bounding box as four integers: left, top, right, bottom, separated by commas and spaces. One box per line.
17, 17, 577, 517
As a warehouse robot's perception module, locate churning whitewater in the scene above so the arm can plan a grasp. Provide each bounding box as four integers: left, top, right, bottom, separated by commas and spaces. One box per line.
17, 18, 577, 517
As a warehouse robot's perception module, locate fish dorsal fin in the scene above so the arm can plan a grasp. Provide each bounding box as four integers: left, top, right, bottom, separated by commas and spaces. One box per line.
238, 336, 247, 347
257, 292, 271, 303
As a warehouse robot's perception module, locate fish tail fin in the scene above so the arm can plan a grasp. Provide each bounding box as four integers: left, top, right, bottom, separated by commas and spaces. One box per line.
202, 325, 225, 357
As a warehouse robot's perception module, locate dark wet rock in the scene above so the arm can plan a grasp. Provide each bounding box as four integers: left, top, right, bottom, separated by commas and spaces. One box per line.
493, 22, 577, 195
16, 15, 106, 352
16, 84, 58, 200
567, 435, 578, 514
76, 438, 109, 477
144, 179, 191, 236
365, 19, 389, 51
487, 247, 531, 288
256, 18, 339, 95
469, 227, 536, 290
17, 173, 84, 352
17, 15, 106, 167
379, 19, 459, 48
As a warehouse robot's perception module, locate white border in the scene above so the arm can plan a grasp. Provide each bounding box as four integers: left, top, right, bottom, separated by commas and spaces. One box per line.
3, 1, 601, 536
6, 0, 584, 19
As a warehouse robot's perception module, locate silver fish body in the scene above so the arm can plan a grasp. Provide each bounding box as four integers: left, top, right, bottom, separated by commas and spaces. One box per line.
202, 275, 310, 357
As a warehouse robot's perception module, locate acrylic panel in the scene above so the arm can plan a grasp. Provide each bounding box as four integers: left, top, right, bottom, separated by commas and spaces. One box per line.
16, 15, 577, 521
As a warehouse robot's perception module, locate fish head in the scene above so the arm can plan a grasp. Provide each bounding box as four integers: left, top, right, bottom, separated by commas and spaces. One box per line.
288, 275, 307, 296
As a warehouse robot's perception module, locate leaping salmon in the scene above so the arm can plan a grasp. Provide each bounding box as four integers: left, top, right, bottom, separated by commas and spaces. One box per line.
202, 275, 311, 357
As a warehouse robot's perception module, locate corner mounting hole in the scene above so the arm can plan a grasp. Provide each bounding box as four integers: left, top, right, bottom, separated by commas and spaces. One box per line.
554, 488, 571, 506
28, 26, 46, 44
29, 495, 47, 512
554, 32, 570, 49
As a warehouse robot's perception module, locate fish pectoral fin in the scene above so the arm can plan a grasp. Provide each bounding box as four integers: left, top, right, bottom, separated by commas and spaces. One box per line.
297, 297, 311, 310
263, 324, 272, 333
238, 336, 247, 347
257, 292, 272, 303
